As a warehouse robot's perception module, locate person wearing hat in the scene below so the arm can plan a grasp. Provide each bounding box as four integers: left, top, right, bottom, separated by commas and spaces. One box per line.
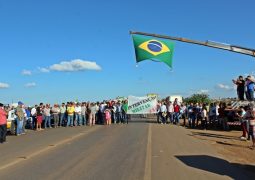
15, 101, 25, 136
0, 103, 7, 143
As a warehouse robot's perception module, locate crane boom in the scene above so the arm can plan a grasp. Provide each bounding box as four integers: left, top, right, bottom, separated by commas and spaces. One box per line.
130, 31, 255, 57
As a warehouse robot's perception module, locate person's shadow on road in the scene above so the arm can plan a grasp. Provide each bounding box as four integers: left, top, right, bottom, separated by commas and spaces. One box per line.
176, 155, 255, 180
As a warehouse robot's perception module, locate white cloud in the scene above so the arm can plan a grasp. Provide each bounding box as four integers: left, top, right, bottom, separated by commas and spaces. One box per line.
38, 67, 50, 73
0, 83, 10, 89
22, 70, 32, 76
216, 84, 234, 91
25, 82, 36, 88
197, 89, 209, 94
49, 59, 101, 72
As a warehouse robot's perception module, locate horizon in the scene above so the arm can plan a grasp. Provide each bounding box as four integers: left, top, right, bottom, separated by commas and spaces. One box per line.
0, 0, 254, 105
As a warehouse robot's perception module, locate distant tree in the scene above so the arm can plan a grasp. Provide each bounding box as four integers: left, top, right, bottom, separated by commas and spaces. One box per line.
183, 93, 211, 104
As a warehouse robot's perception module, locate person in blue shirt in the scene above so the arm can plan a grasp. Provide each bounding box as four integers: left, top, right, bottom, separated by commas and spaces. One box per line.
25, 107, 32, 129
246, 76, 255, 101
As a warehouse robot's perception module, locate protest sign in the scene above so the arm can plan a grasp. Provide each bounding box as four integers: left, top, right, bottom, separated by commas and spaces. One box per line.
127, 95, 157, 114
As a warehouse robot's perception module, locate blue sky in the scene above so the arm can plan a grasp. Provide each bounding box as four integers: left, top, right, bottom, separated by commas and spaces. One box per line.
0, 0, 255, 105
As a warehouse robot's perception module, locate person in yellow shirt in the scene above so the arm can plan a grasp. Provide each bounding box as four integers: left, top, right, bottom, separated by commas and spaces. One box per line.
67, 103, 75, 127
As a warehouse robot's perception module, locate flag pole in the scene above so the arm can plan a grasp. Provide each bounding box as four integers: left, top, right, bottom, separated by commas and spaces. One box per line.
130, 31, 255, 57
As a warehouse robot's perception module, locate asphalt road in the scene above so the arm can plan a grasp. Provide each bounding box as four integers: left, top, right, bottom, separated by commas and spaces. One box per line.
0, 119, 254, 180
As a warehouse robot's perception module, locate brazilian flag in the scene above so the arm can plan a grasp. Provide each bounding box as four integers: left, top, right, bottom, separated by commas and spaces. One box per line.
132, 35, 174, 68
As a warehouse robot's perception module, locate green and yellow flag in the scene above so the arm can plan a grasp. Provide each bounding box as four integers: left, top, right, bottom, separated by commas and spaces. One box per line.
132, 35, 174, 68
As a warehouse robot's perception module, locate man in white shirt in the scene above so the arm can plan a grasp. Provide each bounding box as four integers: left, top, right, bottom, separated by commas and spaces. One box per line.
75, 103, 82, 126
160, 102, 167, 124
60, 103, 66, 127
31, 105, 37, 130
81, 103, 87, 126
167, 101, 174, 124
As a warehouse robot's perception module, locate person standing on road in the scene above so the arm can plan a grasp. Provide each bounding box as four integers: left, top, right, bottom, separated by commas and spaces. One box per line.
43, 104, 52, 129
99, 102, 106, 125
209, 103, 216, 128
52, 104, 60, 128
201, 104, 208, 130
0, 103, 7, 143
67, 103, 75, 127
122, 100, 128, 124
167, 101, 174, 124
173, 102, 180, 125
180, 103, 187, 126
243, 103, 255, 149
22, 105, 27, 133
112, 102, 117, 124
36, 103, 43, 131
75, 103, 82, 126
31, 105, 37, 130
116, 102, 123, 124
25, 106, 32, 130
187, 103, 194, 128
156, 100, 162, 124
15, 101, 25, 136
233, 76, 245, 101
104, 108, 111, 125
160, 102, 167, 124
105, 102, 113, 125
81, 102, 87, 126
236, 106, 248, 140
90, 103, 98, 126
59, 103, 66, 127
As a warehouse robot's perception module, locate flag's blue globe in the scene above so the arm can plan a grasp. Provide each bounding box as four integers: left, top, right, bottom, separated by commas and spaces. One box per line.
147, 41, 162, 52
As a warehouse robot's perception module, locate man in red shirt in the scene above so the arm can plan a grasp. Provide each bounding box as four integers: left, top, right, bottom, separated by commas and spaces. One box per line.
0, 103, 7, 143
173, 102, 180, 124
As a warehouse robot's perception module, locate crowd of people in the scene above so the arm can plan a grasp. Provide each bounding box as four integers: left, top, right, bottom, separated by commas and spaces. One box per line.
1, 95, 255, 150
156, 98, 255, 149
0, 100, 129, 144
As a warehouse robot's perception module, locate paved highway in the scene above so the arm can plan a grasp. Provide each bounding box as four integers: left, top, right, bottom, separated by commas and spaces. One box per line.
0, 119, 254, 180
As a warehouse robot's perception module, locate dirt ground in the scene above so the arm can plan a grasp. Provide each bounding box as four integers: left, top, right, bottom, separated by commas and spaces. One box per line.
142, 115, 255, 165
188, 128, 255, 165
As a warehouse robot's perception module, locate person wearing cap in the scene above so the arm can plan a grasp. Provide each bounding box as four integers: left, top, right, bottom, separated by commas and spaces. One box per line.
15, 101, 25, 136
0, 103, 7, 143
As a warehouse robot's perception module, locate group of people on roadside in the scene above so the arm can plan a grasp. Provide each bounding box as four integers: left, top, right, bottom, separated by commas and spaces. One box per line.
0, 100, 129, 144
156, 98, 255, 149
233, 75, 255, 101
157, 99, 221, 129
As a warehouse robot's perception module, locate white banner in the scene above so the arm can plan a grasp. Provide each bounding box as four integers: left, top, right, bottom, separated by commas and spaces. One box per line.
127, 95, 157, 114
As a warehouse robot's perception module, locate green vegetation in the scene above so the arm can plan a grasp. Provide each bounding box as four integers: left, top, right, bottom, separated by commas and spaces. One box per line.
183, 93, 211, 104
